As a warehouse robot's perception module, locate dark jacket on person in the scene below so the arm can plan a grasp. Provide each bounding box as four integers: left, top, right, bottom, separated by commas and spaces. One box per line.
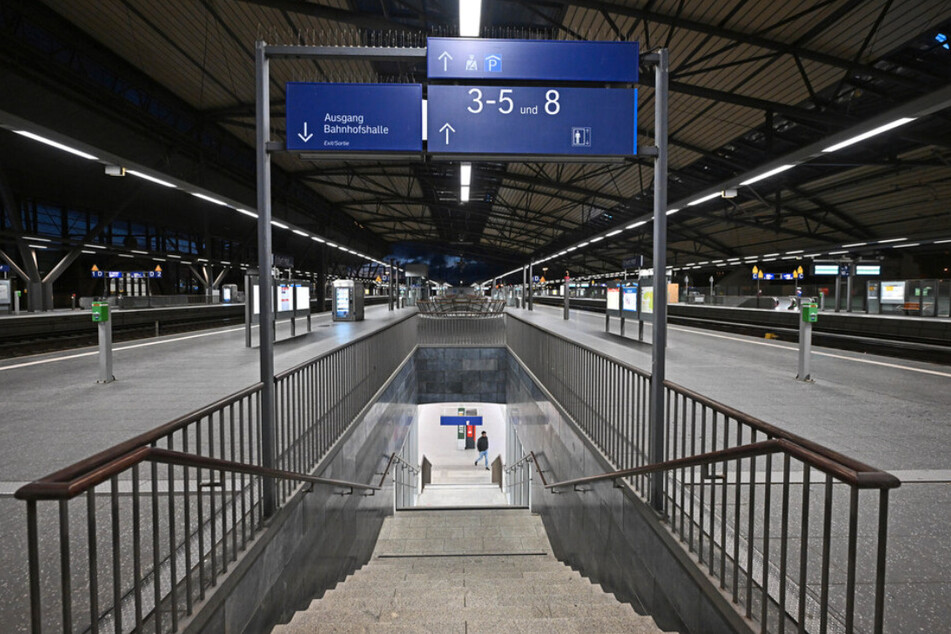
477, 436, 488, 452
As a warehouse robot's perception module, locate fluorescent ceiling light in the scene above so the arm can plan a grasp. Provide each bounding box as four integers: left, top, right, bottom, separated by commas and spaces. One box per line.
236, 209, 258, 218
567, 246, 577, 252
153, 257, 166, 262
892, 242, 919, 248
191, 192, 228, 206
221, 261, 230, 265
26, 236, 51, 242
739, 164, 795, 186
558, 251, 567, 256
785, 250, 804, 255
460, 186, 470, 202
84, 243, 106, 249
823, 118, 916, 153
460, 163, 472, 186
271, 221, 289, 229
878, 237, 906, 244
666, 208, 680, 216
763, 253, 779, 258
590, 236, 603, 243
167, 254, 181, 259
577, 241, 589, 248
827, 250, 848, 255
935, 238, 951, 244
606, 229, 622, 237
459, 0, 481, 36
292, 229, 308, 237
626, 221, 646, 229
118, 253, 134, 258
762, 258, 776, 262
131, 250, 147, 255
127, 169, 176, 188
728, 258, 741, 262
841, 242, 866, 248
13, 130, 98, 160
687, 192, 719, 206
27, 243, 47, 250
81, 250, 96, 255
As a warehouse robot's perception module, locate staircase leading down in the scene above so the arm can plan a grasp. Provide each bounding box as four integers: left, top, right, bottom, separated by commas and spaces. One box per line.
272, 509, 672, 633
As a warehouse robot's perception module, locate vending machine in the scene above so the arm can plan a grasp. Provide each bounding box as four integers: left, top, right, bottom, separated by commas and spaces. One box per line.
332, 280, 364, 322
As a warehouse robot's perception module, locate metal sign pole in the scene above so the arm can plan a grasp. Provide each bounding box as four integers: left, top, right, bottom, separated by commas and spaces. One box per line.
255, 41, 277, 517
649, 49, 669, 514
528, 263, 534, 310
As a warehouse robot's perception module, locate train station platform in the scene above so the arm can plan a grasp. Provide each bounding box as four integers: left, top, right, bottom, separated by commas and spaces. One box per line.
2, 304, 949, 631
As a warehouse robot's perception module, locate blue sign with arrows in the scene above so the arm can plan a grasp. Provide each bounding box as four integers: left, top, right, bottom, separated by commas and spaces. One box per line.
285, 83, 423, 152
427, 85, 636, 156
440, 416, 483, 426
427, 38, 638, 83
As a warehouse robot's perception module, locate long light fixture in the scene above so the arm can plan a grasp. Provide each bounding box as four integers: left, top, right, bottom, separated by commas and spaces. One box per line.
739, 164, 795, 186
459, 0, 481, 37
236, 208, 258, 218
460, 186, 470, 202
127, 169, 176, 188
460, 163, 472, 186
823, 118, 916, 153
191, 192, 228, 206
687, 192, 719, 206
271, 220, 289, 229
13, 130, 98, 160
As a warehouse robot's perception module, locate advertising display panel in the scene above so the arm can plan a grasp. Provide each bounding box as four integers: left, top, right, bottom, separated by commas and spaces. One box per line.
880, 281, 905, 303
641, 287, 654, 314
295, 284, 310, 311
606, 287, 620, 311
277, 284, 293, 312
335, 287, 350, 318
622, 284, 638, 312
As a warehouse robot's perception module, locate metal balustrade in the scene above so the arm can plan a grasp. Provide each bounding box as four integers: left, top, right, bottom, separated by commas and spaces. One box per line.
16, 313, 417, 634
16, 310, 898, 634
505, 311, 898, 634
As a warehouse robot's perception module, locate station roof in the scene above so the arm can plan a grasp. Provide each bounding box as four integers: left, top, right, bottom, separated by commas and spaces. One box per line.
1, 0, 950, 283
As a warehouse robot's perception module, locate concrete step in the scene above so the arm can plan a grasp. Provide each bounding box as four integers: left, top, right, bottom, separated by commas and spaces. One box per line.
270, 508, 670, 634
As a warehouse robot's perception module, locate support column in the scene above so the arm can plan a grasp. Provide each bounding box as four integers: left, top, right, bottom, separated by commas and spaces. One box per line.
649, 49, 669, 513
563, 271, 569, 320
255, 41, 276, 517
528, 263, 534, 310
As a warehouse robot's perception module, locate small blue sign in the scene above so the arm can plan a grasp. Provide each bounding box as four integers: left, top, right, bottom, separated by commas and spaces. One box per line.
0, 264, 9, 272
129, 271, 146, 279
427, 38, 638, 83
427, 86, 636, 156
533, 276, 540, 283
107, 271, 122, 279
91, 271, 104, 278
148, 271, 162, 279
440, 416, 483, 426
285, 83, 422, 152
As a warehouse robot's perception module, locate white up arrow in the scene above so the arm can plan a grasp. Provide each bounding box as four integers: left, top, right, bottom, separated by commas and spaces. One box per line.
298, 122, 313, 143
439, 123, 455, 145
438, 51, 453, 71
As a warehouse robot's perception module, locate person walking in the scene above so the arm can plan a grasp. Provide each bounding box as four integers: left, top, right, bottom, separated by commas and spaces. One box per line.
474, 431, 489, 470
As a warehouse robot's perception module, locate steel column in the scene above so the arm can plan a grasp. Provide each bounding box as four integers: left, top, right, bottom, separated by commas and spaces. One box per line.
255, 41, 277, 517
650, 49, 669, 513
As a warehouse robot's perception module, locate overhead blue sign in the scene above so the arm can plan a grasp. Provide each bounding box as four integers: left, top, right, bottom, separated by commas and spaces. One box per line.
440, 416, 483, 426
0, 264, 9, 272
285, 83, 422, 152
427, 86, 636, 156
427, 38, 638, 83
91, 270, 104, 278
148, 271, 163, 279
107, 271, 123, 279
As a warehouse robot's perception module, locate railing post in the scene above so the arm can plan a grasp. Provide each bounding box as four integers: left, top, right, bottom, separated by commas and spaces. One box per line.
649, 48, 669, 513
256, 40, 277, 516
27, 500, 41, 634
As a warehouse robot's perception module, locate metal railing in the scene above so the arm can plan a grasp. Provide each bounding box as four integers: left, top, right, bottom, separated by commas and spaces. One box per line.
15, 312, 417, 634
385, 452, 420, 510
503, 452, 543, 508
417, 314, 506, 346
505, 312, 899, 634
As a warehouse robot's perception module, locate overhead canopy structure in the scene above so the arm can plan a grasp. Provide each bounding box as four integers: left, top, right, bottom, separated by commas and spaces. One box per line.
1, 0, 950, 283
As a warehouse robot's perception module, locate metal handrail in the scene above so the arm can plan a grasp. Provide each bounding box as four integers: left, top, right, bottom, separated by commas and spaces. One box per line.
15, 312, 420, 504
542, 439, 899, 492
16, 447, 382, 502
503, 451, 548, 486
378, 452, 420, 485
